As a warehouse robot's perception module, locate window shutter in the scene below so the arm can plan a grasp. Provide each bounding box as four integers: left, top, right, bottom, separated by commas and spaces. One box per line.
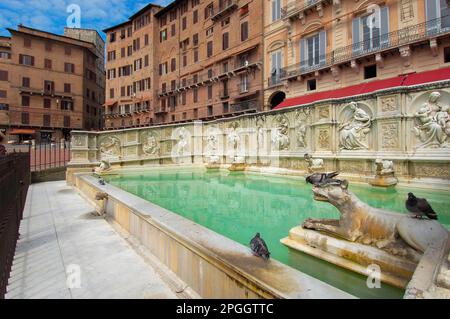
352, 17, 361, 55
380, 6, 389, 47
31, 56, 35, 66
319, 30, 326, 66
19, 54, 23, 64
300, 39, 306, 72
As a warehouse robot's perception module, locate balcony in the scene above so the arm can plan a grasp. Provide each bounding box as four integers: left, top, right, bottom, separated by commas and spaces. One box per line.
228, 99, 258, 114
268, 74, 283, 87
212, 0, 238, 21
154, 106, 168, 115
280, 17, 450, 81
281, 0, 330, 21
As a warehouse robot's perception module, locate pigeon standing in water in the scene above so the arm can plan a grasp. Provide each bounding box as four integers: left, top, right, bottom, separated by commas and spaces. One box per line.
99, 178, 106, 186
405, 192, 438, 220
306, 171, 339, 186
250, 233, 270, 260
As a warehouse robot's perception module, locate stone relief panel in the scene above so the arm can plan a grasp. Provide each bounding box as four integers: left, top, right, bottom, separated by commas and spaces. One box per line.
338, 102, 372, 150
226, 121, 241, 159
141, 130, 160, 156
339, 160, 367, 175
172, 126, 191, 157
126, 131, 138, 144
380, 122, 400, 150
316, 127, 330, 151
99, 135, 121, 158
411, 91, 450, 149
411, 162, 450, 179
72, 135, 87, 148
379, 95, 399, 114
204, 126, 221, 156
271, 114, 290, 150
88, 135, 96, 149
316, 105, 330, 122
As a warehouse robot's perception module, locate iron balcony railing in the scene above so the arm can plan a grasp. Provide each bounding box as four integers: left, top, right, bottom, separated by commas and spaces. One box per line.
280, 17, 450, 80
212, 0, 238, 21
281, 0, 322, 20
229, 99, 258, 113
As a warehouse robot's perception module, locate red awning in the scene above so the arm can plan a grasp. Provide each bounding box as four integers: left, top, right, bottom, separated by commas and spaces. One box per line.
9, 129, 36, 135
274, 67, 450, 110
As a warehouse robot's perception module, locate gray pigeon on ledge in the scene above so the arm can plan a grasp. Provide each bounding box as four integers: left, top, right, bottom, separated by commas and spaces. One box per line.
406, 192, 438, 220
306, 171, 339, 186
250, 233, 270, 260
99, 178, 106, 186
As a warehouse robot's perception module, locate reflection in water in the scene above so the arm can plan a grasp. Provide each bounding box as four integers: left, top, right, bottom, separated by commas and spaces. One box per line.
105, 170, 449, 299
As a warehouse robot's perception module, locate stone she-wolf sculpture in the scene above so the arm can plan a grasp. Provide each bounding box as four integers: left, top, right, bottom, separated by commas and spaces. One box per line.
94, 159, 111, 174
295, 174, 450, 296
302, 176, 448, 257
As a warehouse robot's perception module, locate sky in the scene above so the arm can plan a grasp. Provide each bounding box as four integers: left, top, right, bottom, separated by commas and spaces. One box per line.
0, 0, 172, 40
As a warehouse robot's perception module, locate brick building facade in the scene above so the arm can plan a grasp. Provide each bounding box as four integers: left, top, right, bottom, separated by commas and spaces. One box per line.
0, 26, 105, 144
103, 0, 264, 129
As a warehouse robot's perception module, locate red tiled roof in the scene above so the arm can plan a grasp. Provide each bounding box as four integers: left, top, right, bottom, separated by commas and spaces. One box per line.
274, 67, 450, 110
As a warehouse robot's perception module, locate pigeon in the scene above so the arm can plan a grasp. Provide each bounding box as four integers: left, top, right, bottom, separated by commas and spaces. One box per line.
250, 233, 270, 260
405, 192, 438, 220
305, 171, 339, 186
99, 178, 106, 186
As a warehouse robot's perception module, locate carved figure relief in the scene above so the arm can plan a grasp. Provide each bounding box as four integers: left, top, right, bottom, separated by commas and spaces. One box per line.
413, 92, 449, 148
99, 136, 121, 157
271, 115, 290, 150
72, 135, 85, 147
227, 122, 240, 158
256, 116, 265, 149
141, 131, 160, 155
381, 123, 399, 149
381, 96, 397, 113
173, 127, 190, 156
339, 102, 372, 150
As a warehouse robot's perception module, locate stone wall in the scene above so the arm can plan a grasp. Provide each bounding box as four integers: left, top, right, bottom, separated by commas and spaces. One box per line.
69, 84, 450, 187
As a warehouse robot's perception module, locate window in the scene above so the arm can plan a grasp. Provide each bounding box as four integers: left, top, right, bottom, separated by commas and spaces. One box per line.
44, 59, 52, 69
222, 79, 229, 97
107, 50, 116, 61
109, 32, 116, 43
144, 55, 149, 67
426, 0, 450, 34
61, 100, 73, 111
223, 102, 229, 113
119, 65, 132, 76
180, 1, 188, 14
183, 55, 187, 67
364, 64, 377, 79
64, 116, 70, 127
222, 17, 230, 27
207, 105, 213, 116
192, 0, 200, 7
272, 0, 281, 21
160, 15, 167, 27
307, 79, 316, 91
22, 96, 30, 107
222, 32, 229, 50
0, 103, 9, 110
171, 80, 176, 91
133, 38, 140, 51
182, 112, 187, 120
194, 108, 198, 118
44, 99, 52, 109
206, 27, 214, 36
159, 62, 168, 75
110, 88, 114, 98
19, 54, 34, 66
0, 51, 11, 59
193, 10, 198, 24
0, 70, 8, 81
300, 31, 326, 70
207, 85, 213, 99
352, 7, 389, 55
22, 77, 30, 87
240, 73, 249, 92
208, 69, 213, 78
171, 58, 176, 72
241, 22, 248, 41
121, 47, 126, 58
270, 51, 282, 84
44, 81, 54, 94
43, 114, 51, 127
64, 63, 75, 73
144, 34, 149, 46
120, 29, 126, 39
193, 88, 198, 102
445, 46, 450, 63
170, 10, 177, 21
24, 38, 31, 48
21, 112, 29, 124
193, 33, 199, 46
223, 62, 229, 73
121, 86, 126, 96
171, 24, 176, 37
207, 41, 213, 57
160, 29, 168, 42
134, 58, 142, 71
0, 90, 6, 98
182, 17, 187, 30
194, 49, 199, 62
127, 26, 133, 37
205, 3, 214, 19
182, 92, 186, 105
64, 83, 71, 93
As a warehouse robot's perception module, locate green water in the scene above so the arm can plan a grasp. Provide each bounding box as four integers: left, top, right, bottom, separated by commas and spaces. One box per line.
104, 169, 450, 299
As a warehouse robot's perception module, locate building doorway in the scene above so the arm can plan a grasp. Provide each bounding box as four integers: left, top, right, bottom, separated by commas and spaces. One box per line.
269, 91, 286, 109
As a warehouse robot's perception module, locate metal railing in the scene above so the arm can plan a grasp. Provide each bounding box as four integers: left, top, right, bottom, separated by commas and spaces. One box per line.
28, 141, 71, 172
0, 152, 30, 298
280, 17, 450, 80
229, 99, 258, 113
